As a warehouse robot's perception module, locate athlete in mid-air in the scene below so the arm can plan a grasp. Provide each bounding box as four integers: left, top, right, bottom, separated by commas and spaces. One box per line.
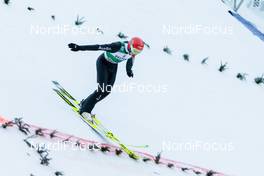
68, 37, 145, 118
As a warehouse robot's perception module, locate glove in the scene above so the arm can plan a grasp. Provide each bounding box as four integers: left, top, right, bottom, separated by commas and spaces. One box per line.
127, 70, 134, 78
68, 43, 80, 51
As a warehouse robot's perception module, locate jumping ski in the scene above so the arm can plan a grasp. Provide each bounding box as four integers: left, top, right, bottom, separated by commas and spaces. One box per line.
52, 81, 140, 160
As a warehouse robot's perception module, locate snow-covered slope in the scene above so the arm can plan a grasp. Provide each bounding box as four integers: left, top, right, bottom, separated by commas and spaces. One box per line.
1, 0, 264, 176
0, 120, 192, 176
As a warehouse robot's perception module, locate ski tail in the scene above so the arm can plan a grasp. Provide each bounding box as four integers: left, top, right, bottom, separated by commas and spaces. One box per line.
52, 81, 79, 105
52, 88, 106, 138
52, 81, 114, 135
53, 89, 78, 110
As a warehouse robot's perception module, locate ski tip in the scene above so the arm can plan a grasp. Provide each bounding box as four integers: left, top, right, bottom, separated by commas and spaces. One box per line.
129, 153, 140, 160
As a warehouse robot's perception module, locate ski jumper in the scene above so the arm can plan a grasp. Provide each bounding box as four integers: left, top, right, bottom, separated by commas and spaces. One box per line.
79, 41, 134, 114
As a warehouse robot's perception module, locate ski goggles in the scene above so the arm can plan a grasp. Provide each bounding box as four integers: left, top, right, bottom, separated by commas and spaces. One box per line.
131, 45, 143, 55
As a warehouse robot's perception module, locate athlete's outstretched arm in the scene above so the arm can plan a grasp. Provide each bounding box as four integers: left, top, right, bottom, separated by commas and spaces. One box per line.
68, 42, 121, 52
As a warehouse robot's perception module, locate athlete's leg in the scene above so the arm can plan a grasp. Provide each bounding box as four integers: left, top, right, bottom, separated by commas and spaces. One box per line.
79, 54, 108, 114
98, 62, 118, 100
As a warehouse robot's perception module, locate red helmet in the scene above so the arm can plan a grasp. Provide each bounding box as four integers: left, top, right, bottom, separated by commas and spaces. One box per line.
128, 37, 144, 55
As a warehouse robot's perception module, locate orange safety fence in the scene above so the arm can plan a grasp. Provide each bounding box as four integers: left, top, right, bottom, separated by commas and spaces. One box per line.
0, 115, 10, 125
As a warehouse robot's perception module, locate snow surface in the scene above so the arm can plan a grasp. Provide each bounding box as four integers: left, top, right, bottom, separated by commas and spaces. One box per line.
0, 122, 191, 176
0, 0, 264, 176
